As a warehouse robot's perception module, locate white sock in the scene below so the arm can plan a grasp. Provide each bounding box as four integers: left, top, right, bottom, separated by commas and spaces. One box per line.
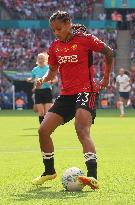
84, 152, 97, 162
119, 101, 124, 115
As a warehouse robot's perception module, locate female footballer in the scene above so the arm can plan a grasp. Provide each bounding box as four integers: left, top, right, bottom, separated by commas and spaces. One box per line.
28, 52, 57, 124
32, 11, 113, 190
116, 68, 131, 117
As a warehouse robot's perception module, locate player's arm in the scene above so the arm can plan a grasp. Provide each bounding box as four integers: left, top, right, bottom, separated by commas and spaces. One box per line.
44, 68, 58, 85
99, 44, 113, 88
116, 81, 120, 90
42, 66, 58, 82
27, 77, 35, 83
49, 75, 58, 84
124, 77, 131, 89
35, 66, 58, 88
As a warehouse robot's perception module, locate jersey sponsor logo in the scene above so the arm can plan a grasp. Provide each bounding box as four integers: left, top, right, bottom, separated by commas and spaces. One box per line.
58, 55, 78, 64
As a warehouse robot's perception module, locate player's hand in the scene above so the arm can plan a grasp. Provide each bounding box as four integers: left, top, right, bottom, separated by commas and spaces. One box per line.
98, 77, 109, 90
35, 78, 43, 88
46, 80, 53, 85
27, 77, 33, 82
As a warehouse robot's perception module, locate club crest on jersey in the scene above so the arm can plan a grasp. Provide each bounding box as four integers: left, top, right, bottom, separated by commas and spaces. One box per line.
71, 44, 77, 50
58, 55, 78, 64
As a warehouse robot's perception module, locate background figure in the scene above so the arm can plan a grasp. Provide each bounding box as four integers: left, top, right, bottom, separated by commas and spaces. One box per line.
31, 87, 38, 113
32, 10, 113, 190
130, 65, 135, 108
116, 68, 131, 117
27, 52, 57, 124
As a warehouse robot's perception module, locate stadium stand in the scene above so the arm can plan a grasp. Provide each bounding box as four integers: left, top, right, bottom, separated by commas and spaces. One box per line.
0, 29, 50, 71
1, 0, 97, 19
130, 26, 135, 65
0, 73, 28, 109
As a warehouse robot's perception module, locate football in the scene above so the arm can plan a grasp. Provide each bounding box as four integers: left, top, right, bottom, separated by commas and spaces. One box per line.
61, 167, 85, 192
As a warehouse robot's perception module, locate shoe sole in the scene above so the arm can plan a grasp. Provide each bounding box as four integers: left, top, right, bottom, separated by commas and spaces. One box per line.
78, 176, 99, 190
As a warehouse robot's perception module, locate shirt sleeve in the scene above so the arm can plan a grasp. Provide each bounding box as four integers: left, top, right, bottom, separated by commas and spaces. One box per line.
31, 69, 35, 79
126, 75, 130, 81
87, 34, 105, 52
116, 76, 119, 82
48, 42, 58, 69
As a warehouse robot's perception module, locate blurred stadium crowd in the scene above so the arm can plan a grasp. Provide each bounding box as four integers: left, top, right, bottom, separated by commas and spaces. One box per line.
1, 0, 102, 19
0, 0, 135, 110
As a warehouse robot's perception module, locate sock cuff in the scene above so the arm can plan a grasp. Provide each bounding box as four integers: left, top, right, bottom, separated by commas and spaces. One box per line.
42, 152, 54, 159
84, 152, 97, 162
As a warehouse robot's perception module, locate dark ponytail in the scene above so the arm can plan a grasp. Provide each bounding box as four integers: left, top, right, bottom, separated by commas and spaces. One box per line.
72, 24, 87, 34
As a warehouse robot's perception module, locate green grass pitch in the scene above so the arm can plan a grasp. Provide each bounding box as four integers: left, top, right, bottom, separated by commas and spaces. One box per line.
0, 109, 135, 205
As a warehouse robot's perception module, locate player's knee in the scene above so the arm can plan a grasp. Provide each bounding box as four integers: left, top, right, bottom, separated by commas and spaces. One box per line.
38, 126, 43, 137
75, 124, 89, 141
38, 125, 47, 138
38, 111, 45, 117
38, 124, 51, 140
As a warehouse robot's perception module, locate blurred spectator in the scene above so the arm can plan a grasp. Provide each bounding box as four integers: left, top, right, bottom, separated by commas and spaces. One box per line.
88, 29, 117, 81
130, 26, 135, 65
126, 12, 135, 22
130, 65, 135, 108
15, 97, 25, 110
0, 74, 28, 109
111, 11, 123, 30
98, 12, 106, 21
130, 65, 135, 84
111, 11, 123, 22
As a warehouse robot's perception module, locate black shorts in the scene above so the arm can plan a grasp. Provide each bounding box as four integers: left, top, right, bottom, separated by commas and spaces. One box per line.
48, 92, 99, 124
35, 88, 53, 104
119, 92, 129, 100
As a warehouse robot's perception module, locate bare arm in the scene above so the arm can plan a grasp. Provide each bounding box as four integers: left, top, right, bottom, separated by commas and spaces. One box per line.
99, 44, 113, 88
101, 44, 113, 73
35, 66, 58, 88
42, 66, 58, 82
46, 74, 58, 85
27, 77, 34, 83
116, 81, 120, 90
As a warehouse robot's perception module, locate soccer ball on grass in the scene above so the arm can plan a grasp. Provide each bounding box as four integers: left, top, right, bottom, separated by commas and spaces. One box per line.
61, 167, 85, 192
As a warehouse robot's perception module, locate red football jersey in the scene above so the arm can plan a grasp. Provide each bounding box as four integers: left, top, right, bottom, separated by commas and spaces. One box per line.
48, 33, 104, 95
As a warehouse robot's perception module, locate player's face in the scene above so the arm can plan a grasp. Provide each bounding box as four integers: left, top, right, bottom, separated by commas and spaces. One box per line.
119, 68, 125, 75
37, 55, 48, 65
50, 20, 72, 41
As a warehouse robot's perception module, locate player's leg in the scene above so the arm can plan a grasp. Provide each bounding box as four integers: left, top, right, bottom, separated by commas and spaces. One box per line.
75, 108, 99, 190
75, 92, 99, 190
32, 112, 64, 185
43, 103, 53, 115
32, 95, 76, 185
33, 103, 38, 113
119, 96, 125, 117
123, 92, 130, 107
38, 103, 53, 124
34, 89, 45, 123
36, 103, 45, 124
42, 88, 53, 119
